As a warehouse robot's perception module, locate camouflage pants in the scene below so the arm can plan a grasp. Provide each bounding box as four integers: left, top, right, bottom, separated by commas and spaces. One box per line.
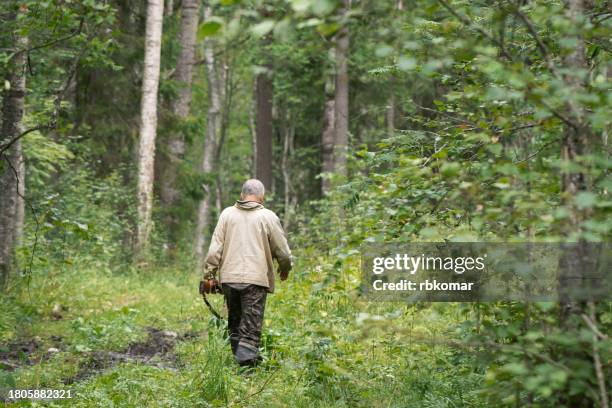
222, 283, 267, 366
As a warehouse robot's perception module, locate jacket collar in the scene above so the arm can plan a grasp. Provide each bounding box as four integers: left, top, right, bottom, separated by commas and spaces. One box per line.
235, 200, 264, 210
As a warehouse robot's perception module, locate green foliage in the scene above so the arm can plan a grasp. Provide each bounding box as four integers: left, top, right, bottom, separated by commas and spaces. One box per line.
1, 0, 610, 406
18, 163, 136, 277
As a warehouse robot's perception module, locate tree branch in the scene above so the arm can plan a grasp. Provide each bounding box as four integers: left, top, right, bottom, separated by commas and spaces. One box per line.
587, 302, 609, 408
412, 102, 478, 127
511, 4, 562, 79
437, 0, 514, 61
0, 125, 48, 156
581, 312, 609, 341
513, 138, 559, 164
6, 18, 84, 63
1, 30, 91, 158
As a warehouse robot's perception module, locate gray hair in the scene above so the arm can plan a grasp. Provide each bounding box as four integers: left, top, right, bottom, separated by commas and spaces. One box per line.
241, 179, 265, 197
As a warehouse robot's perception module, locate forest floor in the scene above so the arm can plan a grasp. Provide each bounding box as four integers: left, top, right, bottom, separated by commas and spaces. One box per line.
1, 250, 487, 407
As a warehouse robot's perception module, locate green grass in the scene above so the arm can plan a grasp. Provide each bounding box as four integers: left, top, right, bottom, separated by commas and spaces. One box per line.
0, 253, 487, 407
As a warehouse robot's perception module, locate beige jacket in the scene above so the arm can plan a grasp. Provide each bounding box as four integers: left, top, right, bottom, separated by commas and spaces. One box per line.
205, 201, 292, 293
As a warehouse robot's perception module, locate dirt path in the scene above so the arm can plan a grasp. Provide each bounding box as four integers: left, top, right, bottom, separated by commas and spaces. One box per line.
1, 327, 201, 386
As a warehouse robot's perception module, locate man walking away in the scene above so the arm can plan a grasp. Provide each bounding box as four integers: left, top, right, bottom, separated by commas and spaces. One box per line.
204, 179, 292, 366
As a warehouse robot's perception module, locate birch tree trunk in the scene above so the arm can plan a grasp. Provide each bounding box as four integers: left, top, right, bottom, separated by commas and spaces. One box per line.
321, 62, 335, 195
333, 0, 350, 178
159, 0, 199, 236
134, 0, 164, 260
194, 3, 222, 272
0, 11, 27, 286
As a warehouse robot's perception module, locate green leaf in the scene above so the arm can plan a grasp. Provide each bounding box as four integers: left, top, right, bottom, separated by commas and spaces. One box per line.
397, 56, 417, 71
440, 162, 461, 177
487, 143, 503, 155
375, 44, 393, 58
311, 0, 335, 16
502, 362, 528, 376
290, 0, 311, 13
316, 22, 340, 37
197, 18, 223, 40
574, 192, 597, 209
251, 20, 275, 38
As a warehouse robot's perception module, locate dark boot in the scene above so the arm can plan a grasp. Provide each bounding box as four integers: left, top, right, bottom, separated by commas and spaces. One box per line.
230, 339, 239, 355
235, 341, 259, 367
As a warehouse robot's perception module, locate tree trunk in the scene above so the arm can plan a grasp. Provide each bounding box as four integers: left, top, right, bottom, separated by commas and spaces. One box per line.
333, 0, 350, 179
557, 0, 591, 326
282, 109, 296, 228
249, 79, 258, 177
165, 0, 174, 16
214, 62, 232, 214
386, 91, 396, 135
134, 0, 164, 261
255, 69, 273, 190
194, 3, 222, 272
159, 0, 199, 238
560, 0, 589, 206
215, 175, 222, 214
15, 158, 25, 247
0, 10, 27, 286
321, 65, 335, 195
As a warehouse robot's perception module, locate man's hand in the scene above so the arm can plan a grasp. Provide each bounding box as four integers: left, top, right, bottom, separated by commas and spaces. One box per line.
280, 269, 289, 281
203, 264, 216, 281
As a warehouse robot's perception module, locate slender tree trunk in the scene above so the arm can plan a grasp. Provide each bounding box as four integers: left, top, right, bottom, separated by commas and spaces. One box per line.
282, 109, 296, 228
255, 71, 273, 190
557, 2, 608, 407
194, 3, 222, 272
255, 68, 273, 190
249, 80, 257, 177
165, 0, 174, 16
558, 0, 589, 276
15, 158, 25, 247
557, 0, 588, 322
215, 176, 222, 214
386, 90, 396, 135
214, 62, 232, 213
134, 0, 164, 261
333, 0, 350, 179
321, 64, 335, 195
0, 10, 27, 286
560, 0, 589, 206
159, 0, 199, 238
